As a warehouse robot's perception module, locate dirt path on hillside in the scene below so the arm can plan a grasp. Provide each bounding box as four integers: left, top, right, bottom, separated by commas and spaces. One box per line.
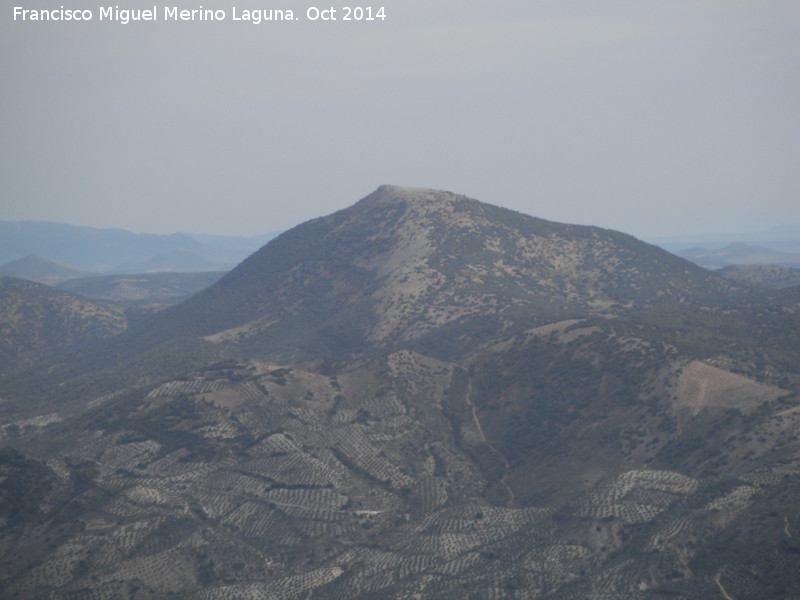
459, 368, 515, 505
715, 568, 736, 600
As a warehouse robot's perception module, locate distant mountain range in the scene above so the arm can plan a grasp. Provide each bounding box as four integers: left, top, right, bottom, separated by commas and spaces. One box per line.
650, 224, 800, 269
0, 186, 798, 600
673, 242, 800, 270
649, 223, 800, 253
0, 221, 279, 276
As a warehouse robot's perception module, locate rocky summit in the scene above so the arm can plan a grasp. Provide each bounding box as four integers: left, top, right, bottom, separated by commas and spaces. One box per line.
0, 186, 798, 599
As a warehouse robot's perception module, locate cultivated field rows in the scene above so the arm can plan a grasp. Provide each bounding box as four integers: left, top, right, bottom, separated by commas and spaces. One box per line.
576, 469, 699, 523
7, 356, 798, 600
147, 379, 227, 397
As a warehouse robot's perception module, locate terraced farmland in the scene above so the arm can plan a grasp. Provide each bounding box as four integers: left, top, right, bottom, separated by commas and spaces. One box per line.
1, 347, 799, 599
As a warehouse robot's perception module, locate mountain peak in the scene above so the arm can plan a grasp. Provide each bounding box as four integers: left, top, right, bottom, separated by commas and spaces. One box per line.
367, 184, 463, 202
127, 186, 731, 363
352, 185, 477, 218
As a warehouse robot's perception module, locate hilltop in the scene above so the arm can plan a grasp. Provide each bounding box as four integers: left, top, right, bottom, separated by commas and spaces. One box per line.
0, 254, 90, 286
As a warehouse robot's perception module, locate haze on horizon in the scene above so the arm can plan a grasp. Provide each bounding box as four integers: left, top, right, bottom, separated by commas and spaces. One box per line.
2, 1, 798, 240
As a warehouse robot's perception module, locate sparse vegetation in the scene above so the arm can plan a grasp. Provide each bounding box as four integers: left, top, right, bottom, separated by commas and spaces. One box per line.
0, 187, 798, 599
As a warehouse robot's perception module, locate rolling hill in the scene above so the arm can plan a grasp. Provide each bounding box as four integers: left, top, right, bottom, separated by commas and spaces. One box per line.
0, 275, 128, 372
0, 254, 90, 286
58, 271, 227, 303
717, 264, 800, 289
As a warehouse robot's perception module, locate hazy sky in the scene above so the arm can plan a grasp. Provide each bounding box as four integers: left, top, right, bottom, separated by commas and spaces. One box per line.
2, 1, 799, 239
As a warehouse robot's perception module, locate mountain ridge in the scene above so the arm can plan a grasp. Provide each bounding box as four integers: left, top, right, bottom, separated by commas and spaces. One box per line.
0, 220, 278, 273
